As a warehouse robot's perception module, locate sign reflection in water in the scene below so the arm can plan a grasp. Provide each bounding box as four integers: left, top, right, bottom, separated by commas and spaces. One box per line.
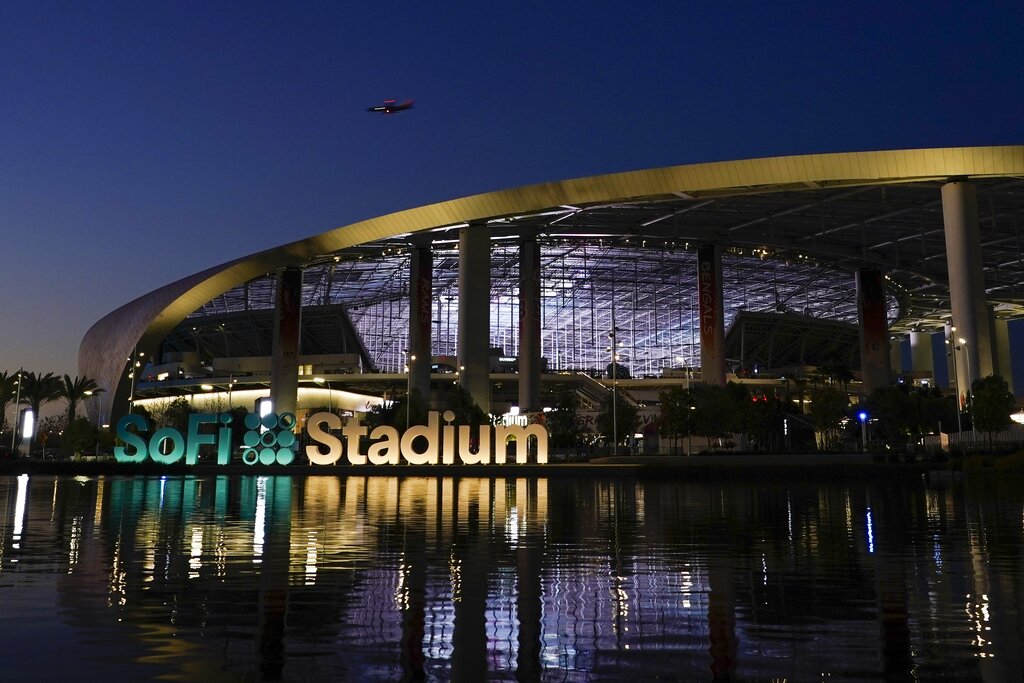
1, 474, 1024, 681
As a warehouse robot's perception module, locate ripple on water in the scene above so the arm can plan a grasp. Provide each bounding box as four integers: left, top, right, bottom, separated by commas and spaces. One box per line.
0, 474, 1022, 681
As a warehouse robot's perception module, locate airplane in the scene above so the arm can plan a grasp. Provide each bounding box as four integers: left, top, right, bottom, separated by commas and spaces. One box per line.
367, 99, 414, 114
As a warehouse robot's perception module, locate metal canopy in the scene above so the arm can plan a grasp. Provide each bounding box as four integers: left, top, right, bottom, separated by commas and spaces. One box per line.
179, 178, 1024, 377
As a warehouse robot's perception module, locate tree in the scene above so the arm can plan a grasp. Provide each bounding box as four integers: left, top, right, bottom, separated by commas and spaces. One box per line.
64, 417, 98, 456
0, 371, 21, 435
19, 371, 63, 455
606, 362, 631, 379
906, 386, 956, 438
790, 376, 809, 413
865, 385, 913, 451
394, 387, 430, 430
59, 374, 102, 424
745, 392, 789, 453
807, 387, 848, 451
547, 387, 584, 449
226, 407, 250, 447
37, 414, 68, 453
151, 397, 192, 432
434, 383, 489, 454
364, 398, 400, 430
817, 357, 855, 389
689, 383, 735, 450
971, 374, 1015, 449
438, 384, 487, 426
658, 385, 696, 453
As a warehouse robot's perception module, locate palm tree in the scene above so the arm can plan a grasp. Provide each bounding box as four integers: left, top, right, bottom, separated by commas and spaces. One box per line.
19, 372, 63, 455
0, 371, 21, 434
60, 374, 102, 424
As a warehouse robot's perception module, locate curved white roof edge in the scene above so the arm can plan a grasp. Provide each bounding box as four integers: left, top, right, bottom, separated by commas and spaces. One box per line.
80, 146, 1024, 420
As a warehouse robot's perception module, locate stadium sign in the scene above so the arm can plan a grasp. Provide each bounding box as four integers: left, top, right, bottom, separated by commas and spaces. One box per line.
114, 410, 548, 466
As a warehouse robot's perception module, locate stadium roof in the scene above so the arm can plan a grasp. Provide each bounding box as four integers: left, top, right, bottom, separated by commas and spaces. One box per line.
82, 146, 1024, 418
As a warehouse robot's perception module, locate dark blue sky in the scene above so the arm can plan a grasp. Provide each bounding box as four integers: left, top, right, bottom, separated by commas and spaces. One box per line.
2, 1, 1022, 377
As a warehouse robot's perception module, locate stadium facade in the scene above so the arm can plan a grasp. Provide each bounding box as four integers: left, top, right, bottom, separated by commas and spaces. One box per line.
80, 146, 1024, 442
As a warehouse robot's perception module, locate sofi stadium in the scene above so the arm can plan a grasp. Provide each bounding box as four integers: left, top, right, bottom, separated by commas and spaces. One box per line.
80, 146, 1024, 449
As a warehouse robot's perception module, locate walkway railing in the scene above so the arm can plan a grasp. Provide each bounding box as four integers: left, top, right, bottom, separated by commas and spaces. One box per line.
922, 424, 1024, 451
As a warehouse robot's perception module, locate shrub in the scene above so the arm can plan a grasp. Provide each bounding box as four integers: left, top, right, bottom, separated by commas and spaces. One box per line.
993, 450, 1024, 474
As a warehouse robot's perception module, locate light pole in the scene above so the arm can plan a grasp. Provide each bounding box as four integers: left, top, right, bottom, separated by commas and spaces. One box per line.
957, 337, 975, 443
82, 390, 99, 457
10, 368, 22, 452
607, 295, 620, 455
676, 356, 690, 390
946, 333, 962, 434
858, 410, 868, 453
405, 351, 416, 431
957, 338, 974, 412
127, 349, 144, 414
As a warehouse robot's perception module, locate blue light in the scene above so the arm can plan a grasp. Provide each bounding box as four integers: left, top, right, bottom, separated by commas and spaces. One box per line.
858, 411, 868, 423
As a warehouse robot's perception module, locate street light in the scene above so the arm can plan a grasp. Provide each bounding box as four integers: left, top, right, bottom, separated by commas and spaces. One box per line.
956, 337, 975, 443
10, 368, 22, 452
606, 311, 624, 456
404, 351, 416, 430
858, 410, 868, 453
676, 356, 690, 389
127, 349, 145, 415
946, 333, 963, 434
80, 389, 102, 457
957, 338, 974, 413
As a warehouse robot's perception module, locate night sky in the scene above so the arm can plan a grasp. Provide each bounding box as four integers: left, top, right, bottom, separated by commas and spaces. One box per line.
2, 1, 1022, 379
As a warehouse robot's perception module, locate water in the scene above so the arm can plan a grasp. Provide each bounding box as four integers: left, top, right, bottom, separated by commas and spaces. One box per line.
1, 473, 1022, 682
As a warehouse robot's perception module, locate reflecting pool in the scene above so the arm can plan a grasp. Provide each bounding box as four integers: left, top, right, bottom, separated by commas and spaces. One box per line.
1, 473, 1023, 681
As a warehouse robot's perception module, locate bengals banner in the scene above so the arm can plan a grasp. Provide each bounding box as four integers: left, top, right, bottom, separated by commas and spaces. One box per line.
698, 244, 726, 385
856, 267, 890, 395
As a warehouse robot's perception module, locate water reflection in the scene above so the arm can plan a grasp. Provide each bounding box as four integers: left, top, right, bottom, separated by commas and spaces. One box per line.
1, 474, 1023, 681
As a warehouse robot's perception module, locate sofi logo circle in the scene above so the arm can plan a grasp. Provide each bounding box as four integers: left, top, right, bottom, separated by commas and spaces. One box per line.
241, 413, 297, 466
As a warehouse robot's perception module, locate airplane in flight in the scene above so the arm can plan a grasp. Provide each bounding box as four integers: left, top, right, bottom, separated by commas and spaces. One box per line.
367, 99, 414, 114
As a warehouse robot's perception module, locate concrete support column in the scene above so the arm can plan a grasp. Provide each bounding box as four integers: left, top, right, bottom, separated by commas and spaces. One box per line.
856, 267, 891, 396
408, 243, 433, 402
270, 267, 302, 416
451, 482, 487, 680
889, 335, 905, 377
518, 236, 541, 412
942, 181, 994, 385
515, 480, 543, 679
458, 224, 491, 413
993, 316, 1014, 394
909, 330, 935, 385
707, 559, 737, 680
697, 243, 726, 386
256, 477, 292, 679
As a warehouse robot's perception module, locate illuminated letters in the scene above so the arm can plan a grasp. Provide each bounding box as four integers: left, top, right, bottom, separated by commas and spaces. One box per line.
305, 412, 342, 465
115, 409, 549, 467
185, 414, 218, 465
114, 414, 148, 463
401, 411, 439, 465
342, 420, 368, 464
493, 424, 549, 464
367, 426, 400, 464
